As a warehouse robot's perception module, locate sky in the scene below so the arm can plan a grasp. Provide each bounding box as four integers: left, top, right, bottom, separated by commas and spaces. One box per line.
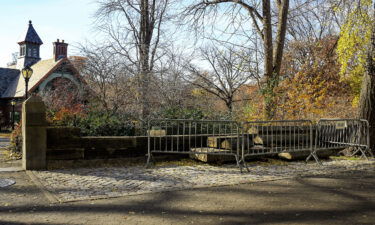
0, 0, 98, 67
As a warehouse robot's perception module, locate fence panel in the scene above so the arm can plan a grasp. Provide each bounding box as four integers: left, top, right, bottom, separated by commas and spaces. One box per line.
241, 120, 315, 164
147, 119, 242, 168
315, 119, 372, 159
147, 118, 372, 172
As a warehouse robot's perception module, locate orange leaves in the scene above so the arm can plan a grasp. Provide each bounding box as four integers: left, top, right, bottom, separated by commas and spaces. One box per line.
276, 36, 354, 119
48, 104, 85, 125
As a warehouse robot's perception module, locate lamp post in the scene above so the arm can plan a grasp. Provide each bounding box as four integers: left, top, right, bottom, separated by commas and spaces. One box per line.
10, 99, 16, 130
21, 66, 33, 99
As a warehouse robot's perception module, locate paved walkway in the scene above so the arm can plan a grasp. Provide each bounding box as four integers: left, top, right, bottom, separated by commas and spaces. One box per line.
1, 165, 375, 225
31, 159, 375, 203
0, 136, 10, 151
0, 135, 22, 169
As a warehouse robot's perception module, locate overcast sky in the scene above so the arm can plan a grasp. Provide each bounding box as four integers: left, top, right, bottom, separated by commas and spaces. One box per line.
0, 0, 97, 67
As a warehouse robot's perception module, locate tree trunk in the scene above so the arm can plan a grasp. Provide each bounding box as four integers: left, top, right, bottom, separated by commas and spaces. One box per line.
262, 0, 275, 120
358, 8, 375, 152
263, 0, 289, 120
139, 0, 152, 120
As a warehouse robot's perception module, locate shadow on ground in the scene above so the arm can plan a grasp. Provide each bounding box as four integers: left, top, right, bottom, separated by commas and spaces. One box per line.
0, 169, 374, 225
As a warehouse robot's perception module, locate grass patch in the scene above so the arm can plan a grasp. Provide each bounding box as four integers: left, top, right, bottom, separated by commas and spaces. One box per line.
249, 158, 290, 166
330, 156, 362, 161
155, 158, 206, 167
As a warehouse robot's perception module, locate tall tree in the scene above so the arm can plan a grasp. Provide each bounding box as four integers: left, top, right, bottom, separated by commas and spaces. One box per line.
359, 2, 375, 151
96, 0, 171, 119
337, 0, 375, 151
185, 0, 289, 119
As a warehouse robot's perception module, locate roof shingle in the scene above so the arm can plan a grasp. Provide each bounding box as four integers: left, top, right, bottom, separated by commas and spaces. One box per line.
0, 68, 20, 97
18, 21, 43, 45
1, 58, 62, 98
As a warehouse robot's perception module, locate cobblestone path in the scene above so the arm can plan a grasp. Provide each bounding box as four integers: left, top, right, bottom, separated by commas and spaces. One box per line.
0, 137, 10, 149
32, 159, 375, 203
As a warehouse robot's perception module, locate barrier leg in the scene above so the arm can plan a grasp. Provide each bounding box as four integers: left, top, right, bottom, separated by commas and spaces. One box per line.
306, 150, 322, 165
350, 147, 361, 157
145, 153, 155, 168
350, 147, 372, 160
234, 155, 243, 173
240, 157, 250, 173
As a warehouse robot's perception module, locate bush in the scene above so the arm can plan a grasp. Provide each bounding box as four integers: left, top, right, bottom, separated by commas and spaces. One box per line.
9, 122, 22, 154
46, 104, 84, 126
74, 111, 135, 136
160, 106, 205, 120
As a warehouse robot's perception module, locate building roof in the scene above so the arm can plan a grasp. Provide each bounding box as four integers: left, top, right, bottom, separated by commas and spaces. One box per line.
18, 21, 43, 45
0, 68, 20, 98
0, 58, 63, 98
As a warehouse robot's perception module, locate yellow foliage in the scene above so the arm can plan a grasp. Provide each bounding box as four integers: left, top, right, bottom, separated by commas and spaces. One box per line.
337, 0, 373, 104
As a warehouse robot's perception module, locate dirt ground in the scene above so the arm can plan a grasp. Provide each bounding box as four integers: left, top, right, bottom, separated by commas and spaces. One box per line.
0, 168, 374, 225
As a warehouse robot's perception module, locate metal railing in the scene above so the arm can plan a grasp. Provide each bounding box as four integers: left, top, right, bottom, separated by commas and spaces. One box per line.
146, 118, 372, 172
315, 119, 373, 159
241, 120, 316, 169
147, 119, 242, 168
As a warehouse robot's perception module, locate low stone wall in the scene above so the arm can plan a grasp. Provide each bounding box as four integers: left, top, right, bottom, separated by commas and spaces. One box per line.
46, 127, 148, 160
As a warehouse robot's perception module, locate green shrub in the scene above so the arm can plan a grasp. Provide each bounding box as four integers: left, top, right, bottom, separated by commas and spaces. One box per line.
160, 106, 205, 120
74, 111, 135, 136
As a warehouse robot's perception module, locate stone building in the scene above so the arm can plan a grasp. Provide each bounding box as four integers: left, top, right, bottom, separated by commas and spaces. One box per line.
0, 21, 84, 129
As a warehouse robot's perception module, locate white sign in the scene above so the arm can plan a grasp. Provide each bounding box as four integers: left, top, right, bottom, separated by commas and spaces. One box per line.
335, 121, 347, 130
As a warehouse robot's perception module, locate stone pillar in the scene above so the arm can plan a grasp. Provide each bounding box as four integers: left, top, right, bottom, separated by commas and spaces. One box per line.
22, 96, 47, 170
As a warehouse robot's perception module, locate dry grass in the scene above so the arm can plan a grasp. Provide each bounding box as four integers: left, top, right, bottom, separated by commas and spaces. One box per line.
330, 155, 362, 161
154, 158, 206, 167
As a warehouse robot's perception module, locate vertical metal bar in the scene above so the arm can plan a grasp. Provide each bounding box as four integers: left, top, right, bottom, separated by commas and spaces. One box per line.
189, 121, 191, 152
148, 119, 151, 156
200, 122, 203, 150
293, 123, 296, 152
194, 122, 197, 149
310, 121, 313, 158
176, 121, 180, 152
172, 121, 175, 152
165, 120, 168, 152
183, 121, 185, 152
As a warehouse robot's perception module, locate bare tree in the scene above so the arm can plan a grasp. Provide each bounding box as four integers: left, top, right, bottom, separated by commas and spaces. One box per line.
187, 45, 255, 114
78, 44, 134, 115
7, 52, 19, 67
95, 0, 172, 119
152, 47, 192, 109
184, 0, 289, 119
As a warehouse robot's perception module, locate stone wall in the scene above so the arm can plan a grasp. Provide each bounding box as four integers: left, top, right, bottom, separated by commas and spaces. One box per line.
46, 127, 148, 160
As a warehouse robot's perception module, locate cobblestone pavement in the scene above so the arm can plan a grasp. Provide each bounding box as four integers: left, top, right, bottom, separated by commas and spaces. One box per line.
32, 159, 375, 203
0, 137, 10, 149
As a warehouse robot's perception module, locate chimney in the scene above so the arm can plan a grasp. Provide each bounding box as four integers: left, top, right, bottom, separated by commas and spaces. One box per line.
53, 39, 68, 61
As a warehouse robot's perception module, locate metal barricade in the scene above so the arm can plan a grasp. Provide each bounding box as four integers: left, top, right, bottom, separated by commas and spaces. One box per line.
315, 119, 373, 159
146, 118, 372, 172
147, 119, 242, 169
241, 120, 316, 168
